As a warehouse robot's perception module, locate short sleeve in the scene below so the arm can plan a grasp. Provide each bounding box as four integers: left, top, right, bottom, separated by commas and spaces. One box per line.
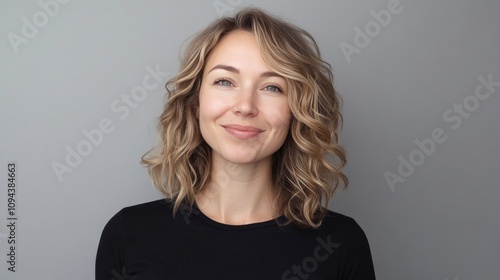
95, 210, 126, 280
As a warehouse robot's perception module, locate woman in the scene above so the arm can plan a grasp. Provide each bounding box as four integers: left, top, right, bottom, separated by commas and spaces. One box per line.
96, 7, 376, 280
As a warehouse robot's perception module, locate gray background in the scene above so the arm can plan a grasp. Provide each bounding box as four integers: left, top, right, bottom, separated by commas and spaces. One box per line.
1, 0, 498, 279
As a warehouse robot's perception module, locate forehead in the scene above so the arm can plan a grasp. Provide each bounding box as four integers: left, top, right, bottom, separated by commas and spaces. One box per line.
214, 30, 256, 51
204, 30, 265, 70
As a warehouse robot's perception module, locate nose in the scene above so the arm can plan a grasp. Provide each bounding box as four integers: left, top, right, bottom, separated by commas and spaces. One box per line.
232, 87, 258, 117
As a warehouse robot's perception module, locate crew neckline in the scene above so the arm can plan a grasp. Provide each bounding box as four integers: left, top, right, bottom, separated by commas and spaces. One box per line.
191, 200, 287, 231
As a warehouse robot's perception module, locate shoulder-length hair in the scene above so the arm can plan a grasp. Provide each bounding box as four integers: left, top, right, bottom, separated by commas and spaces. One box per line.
142, 7, 348, 229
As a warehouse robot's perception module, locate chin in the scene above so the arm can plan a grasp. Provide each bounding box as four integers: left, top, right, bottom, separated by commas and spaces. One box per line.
218, 149, 267, 165
223, 155, 259, 165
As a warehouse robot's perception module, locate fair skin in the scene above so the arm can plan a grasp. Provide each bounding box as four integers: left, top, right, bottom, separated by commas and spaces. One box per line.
195, 30, 292, 225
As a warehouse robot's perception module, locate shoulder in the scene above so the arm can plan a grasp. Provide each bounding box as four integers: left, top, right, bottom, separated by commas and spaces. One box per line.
320, 210, 366, 234
119, 198, 173, 218
102, 199, 177, 231
316, 210, 376, 278
96, 199, 179, 278
319, 209, 372, 253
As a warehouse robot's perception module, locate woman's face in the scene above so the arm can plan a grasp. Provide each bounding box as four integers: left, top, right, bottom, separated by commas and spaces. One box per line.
198, 30, 291, 166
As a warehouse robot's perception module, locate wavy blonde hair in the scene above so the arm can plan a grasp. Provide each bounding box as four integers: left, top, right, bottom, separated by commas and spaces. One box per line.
142, 7, 348, 229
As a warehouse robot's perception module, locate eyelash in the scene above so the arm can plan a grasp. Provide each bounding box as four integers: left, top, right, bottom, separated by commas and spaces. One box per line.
213, 78, 234, 87
263, 83, 283, 93
213, 78, 283, 93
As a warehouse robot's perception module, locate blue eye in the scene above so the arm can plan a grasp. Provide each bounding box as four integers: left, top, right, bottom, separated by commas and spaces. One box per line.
214, 79, 233, 87
264, 84, 282, 93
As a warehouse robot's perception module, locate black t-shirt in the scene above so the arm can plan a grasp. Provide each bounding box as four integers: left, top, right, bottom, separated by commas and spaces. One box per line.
95, 199, 376, 280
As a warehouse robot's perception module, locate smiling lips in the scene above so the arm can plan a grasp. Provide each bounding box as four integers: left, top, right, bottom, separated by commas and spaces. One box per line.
222, 124, 264, 139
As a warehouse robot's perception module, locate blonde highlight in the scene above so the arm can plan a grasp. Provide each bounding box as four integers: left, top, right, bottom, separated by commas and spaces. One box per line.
142, 7, 348, 229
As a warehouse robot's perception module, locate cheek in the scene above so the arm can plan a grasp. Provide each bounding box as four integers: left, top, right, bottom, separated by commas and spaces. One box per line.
198, 88, 214, 117
271, 110, 292, 150
269, 102, 292, 130
198, 90, 229, 125
199, 99, 224, 120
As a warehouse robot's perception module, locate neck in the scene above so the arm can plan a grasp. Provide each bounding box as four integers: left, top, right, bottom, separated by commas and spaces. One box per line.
195, 153, 277, 225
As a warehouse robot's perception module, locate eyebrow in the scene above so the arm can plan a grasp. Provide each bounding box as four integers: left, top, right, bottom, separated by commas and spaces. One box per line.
208, 64, 285, 79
